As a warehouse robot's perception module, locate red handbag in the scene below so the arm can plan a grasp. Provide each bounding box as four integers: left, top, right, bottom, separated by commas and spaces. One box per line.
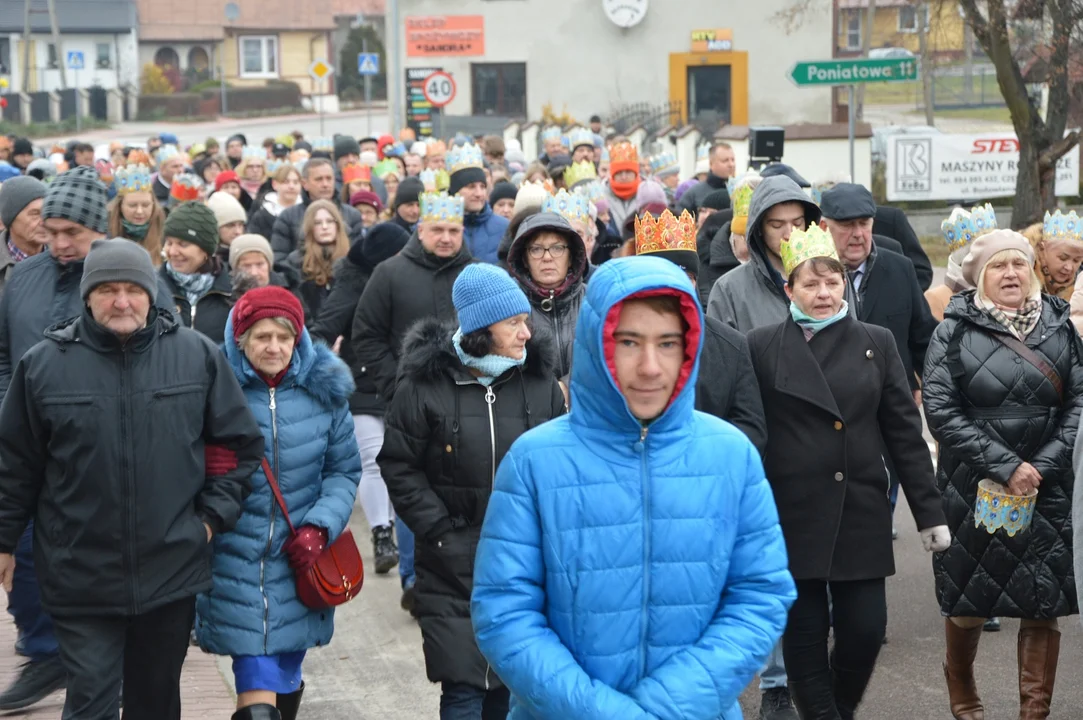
261, 457, 364, 609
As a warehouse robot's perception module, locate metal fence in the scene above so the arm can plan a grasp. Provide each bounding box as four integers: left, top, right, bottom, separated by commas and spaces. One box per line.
606, 101, 684, 137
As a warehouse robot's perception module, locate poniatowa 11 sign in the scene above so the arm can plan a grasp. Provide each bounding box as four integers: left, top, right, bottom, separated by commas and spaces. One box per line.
789, 58, 918, 86
886, 132, 1080, 201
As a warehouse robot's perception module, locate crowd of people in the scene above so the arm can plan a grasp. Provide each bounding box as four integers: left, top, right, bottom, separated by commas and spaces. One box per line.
0, 122, 1081, 720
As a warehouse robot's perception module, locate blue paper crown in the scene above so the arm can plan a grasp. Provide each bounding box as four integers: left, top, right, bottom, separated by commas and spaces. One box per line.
696, 143, 710, 161
311, 137, 333, 153
1043, 209, 1083, 244
575, 180, 606, 204
941, 203, 997, 251
242, 146, 264, 160
650, 153, 679, 176
265, 159, 285, 175
541, 188, 591, 224
419, 191, 464, 224
541, 126, 563, 143
156, 144, 179, 162
114, 163, 152, 195
447, 142, 484, 175
568, 127, 594, 150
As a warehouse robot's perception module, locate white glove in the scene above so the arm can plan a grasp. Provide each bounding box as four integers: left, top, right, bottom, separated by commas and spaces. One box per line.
920, 525, 951, 553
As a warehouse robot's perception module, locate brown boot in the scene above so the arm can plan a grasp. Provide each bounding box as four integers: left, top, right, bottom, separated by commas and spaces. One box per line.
1018, 626, 1060, 719
944, 618, 984, 720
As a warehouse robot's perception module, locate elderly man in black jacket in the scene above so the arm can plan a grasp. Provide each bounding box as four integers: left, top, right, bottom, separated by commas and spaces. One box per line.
270, 157, 364, 263
0, 239, 264, 720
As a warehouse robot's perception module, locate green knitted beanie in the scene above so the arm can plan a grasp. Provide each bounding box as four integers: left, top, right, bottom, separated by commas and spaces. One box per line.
163, 201, 219, 256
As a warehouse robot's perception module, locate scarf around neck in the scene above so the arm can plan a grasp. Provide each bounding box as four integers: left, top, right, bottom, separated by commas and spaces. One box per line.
975, 293, 1042, 341
122, 218, 149, 241
791, 300, 850, 337
452, 328, 526, 386
166, 262, 215, 308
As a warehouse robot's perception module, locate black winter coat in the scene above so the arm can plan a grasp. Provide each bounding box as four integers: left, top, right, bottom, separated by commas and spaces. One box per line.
923, 293, 1082, 619
270, 195, 364, 264
378, 318, 565, 689
0, 308, 264, 616
311, 256, 382, 415
505, 212, 587, 379
873, 205, 933, 291
748, 315, 945, 581
696, 316, 767, 455
157, 264, 235, 344
698, 218, 741, 310
282, 249, 332, 329
352, 234, 473, 401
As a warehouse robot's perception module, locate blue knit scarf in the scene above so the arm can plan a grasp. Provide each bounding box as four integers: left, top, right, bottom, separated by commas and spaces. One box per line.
166, 262, 215, 308
790, 300, 850, 336
452, 328, 526, 386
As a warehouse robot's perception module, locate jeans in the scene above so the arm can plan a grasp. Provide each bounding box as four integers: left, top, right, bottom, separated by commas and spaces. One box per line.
783, 578, 886, 719
52, 596, 196, 720
759, 640, 787, 691
7, 522, 58, 661
397, 516, 415, 589
439, 682, 509, 720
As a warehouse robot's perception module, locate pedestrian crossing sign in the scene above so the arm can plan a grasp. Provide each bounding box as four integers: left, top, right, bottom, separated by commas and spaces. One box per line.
357, 53, 380, 76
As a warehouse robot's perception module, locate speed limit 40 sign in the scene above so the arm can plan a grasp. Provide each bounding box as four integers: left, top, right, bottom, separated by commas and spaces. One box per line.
422, 71, 456, 107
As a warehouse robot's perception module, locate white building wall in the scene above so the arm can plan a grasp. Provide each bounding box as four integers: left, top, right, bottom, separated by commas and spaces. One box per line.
395, 0, 834, 125
11, 33, 135, 92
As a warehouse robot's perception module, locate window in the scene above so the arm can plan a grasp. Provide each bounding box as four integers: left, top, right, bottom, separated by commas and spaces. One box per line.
898, 5, 919, 33
239, 36, 277, 78
0, 38, 10, 75
841, 11, 861, 50
471, 63, 526, 117
96, 42, 111, 69
47, 43, 58, 69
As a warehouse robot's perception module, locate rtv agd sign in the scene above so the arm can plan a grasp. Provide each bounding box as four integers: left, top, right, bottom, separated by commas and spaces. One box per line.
886, 131, 1080, 201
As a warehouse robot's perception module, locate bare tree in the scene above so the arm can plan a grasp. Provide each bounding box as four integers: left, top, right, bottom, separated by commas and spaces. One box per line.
956, 0, 1083, 228
856, 0, 878, 121
771, 0, 830, 35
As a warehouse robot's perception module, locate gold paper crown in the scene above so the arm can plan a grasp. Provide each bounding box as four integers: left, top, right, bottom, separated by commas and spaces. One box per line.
780, 224, 839, 277
634, 209, 697, 257
609, 141, 639, 165
732, 181, 755, 219
563, 159, 597, 189
419, 191, 464, 224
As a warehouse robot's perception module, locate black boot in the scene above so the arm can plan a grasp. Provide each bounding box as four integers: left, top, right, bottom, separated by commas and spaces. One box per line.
788, 679, 840, 720
0, 655, 66, 711
277, 682, 305, 720
232, 703, 281, 720
372, 525, 399, 575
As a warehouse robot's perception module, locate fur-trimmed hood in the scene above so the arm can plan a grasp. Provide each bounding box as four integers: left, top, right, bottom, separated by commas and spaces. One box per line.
223, 310, 355, 408
398, 317, 558, 383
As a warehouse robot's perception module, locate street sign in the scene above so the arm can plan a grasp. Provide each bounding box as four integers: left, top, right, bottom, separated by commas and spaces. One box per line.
788, 57, 918, 87
308, 59, 334, 82
422, 71, 456, 108
357, 53, 380, 76
67, 51, 84, 70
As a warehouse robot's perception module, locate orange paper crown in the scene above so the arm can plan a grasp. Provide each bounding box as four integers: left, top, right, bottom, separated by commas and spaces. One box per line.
169, 174, 203, 202
127, 149, 152, 166
342, 163, 372, 185
634, 209, 698, 256
609, 141, 639, 165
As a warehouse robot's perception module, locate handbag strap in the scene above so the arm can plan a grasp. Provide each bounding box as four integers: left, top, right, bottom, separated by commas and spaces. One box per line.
261, 457, 297, 535
992, 333, 1064, 401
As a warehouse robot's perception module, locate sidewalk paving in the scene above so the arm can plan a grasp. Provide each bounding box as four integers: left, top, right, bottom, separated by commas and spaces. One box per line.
0, 609, 236, 718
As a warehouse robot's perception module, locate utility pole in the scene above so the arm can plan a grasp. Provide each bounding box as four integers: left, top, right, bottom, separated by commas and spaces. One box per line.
45, 0, 67, 88
917, 3, 935, 125
21, 0, 32, 92
388, 0, 401, 131
855, 0, 877, 122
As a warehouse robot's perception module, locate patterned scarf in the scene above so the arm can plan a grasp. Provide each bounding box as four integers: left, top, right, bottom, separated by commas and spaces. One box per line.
166, 262, 215, 309
976, 294, 1042, 341
452, 328, 526, 386
121, 218, 149, 241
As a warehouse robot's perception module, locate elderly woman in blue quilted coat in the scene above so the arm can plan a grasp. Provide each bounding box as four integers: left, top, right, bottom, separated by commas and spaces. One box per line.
471, 256, 796, 720
195, 286, 362, 720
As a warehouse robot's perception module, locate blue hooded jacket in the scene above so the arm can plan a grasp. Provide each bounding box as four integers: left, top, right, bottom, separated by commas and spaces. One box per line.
471, 257, 795, 719
464, 202, 508, 265
195, 315, 362, 657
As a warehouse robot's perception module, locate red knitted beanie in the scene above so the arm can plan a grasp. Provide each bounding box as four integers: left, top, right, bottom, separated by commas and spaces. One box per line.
232, 286, 305, 340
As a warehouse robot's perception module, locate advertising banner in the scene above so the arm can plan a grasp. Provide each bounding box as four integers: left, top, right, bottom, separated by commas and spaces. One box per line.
405, 16, 485, 57
886, 131, 1080, 201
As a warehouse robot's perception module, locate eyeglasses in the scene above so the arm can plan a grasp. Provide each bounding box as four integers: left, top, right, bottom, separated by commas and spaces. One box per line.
527, 244, 568, 259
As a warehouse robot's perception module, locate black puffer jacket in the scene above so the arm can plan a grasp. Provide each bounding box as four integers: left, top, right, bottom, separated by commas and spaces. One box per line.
378, 318, 564, 689
352, 233, 473, 401
506, 212, 587, 379
0, 307, 264, 617
923, 292, 1083, 619
270, 194, 364, 264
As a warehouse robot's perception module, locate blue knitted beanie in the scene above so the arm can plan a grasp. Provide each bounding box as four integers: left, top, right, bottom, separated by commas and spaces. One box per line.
453, 264, 531, 334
